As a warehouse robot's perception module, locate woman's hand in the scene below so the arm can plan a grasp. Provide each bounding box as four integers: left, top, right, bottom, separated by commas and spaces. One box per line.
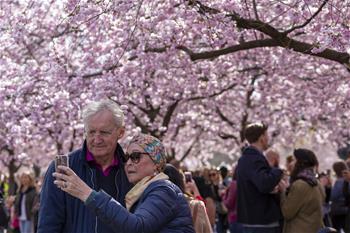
53, 166, 93, 202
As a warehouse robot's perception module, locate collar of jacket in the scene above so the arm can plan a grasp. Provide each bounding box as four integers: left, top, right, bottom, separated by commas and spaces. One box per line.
78, 140, 126, 168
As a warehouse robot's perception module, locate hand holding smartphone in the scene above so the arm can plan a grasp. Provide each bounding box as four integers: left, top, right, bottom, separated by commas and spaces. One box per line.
55, 155, 69, 173
184, 171, 192, 183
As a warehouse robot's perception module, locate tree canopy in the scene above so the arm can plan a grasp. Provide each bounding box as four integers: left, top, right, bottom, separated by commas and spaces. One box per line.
1, 0, 349, 173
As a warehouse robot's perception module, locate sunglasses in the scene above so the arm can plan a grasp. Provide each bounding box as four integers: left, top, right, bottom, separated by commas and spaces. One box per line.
124, 152, 149, 164
209, 173, 217, 177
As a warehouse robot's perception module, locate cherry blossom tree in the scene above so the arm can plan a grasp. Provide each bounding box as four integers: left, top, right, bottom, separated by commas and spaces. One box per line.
1, 0, 349, 191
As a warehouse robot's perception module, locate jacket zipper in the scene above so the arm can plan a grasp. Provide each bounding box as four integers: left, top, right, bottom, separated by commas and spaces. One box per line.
115, 169, 120, 203
88, 167, 98, 233
89, 165, 121, 233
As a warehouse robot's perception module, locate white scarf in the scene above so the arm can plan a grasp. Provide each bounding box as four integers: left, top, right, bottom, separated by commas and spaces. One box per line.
125, 172, 169, 211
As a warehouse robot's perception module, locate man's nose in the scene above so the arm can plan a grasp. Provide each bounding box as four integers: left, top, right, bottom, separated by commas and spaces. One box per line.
93, 133, 104, 142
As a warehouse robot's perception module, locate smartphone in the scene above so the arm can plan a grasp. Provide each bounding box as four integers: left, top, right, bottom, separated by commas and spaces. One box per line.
184, 171, 192, 183
55, 155, 69, 172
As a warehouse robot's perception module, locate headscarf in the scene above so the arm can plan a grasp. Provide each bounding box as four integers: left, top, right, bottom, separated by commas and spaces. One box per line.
129, 133, 166, 171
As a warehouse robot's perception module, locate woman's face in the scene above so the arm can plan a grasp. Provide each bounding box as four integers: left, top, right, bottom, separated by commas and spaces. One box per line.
20, 174, 31, 186
288, 158, 296, 173
124, 143, 158, 184
209, 170, 218, 183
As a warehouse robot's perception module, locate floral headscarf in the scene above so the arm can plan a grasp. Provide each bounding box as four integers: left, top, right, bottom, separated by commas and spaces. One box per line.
129, 133, 166, 171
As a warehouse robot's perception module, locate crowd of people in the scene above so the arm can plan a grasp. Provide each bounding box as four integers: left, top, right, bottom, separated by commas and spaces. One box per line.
0, 172, 42, 233
0, 99, 350, 233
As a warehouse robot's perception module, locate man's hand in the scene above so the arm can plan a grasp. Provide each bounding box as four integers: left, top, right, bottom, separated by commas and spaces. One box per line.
270, 185, 279, 194
278, 179, 289, 193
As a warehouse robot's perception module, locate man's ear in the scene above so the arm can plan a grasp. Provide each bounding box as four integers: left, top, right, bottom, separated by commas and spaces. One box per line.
117, 127, 125, 140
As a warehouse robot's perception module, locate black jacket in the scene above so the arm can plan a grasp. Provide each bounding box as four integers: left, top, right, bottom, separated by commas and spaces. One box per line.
236, 146, 283, 225
15, 186, 37, 220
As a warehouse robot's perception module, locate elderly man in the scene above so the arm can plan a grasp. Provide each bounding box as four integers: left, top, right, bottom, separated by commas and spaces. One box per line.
38, 99, 133, 233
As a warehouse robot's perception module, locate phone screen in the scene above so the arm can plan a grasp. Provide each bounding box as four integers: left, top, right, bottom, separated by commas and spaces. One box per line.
55, 155, 69, 172
184, 172, 192, 183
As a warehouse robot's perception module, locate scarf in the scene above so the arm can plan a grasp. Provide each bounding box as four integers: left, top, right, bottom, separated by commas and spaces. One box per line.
295, 168, 318, 187
125, 172, 169, 211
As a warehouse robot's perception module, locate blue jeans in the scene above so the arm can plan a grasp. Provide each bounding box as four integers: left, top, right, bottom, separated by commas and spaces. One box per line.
20, 220, 33, 233
242, 226, 281, 233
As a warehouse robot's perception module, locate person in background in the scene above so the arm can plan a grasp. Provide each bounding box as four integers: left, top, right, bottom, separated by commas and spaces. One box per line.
330, 161, 349, 232
5, 195, 20, 233
280, 149, 325, 233
0, 174, 5, 196
163, 164, 211, 233
169, 158, 181, 170
223, 165, 242, 233
38, 99, 133, 233
208, 168, 228, 233
14, 172, 37, 233
53, 133, 195, 233
236, 122, 284, 233
32, 175, 44, 233
193, 173, 216, 230
0, 190, 7, 233
342, 160, 350, 233
220, 166, 231, 187
318, 171, 333, 228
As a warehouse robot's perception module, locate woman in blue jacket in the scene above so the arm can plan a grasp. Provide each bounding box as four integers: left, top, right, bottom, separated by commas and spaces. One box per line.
53, 133, 194, 233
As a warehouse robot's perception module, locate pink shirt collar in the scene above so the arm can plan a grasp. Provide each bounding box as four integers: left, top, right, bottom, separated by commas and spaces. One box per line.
86, 150, 119, 176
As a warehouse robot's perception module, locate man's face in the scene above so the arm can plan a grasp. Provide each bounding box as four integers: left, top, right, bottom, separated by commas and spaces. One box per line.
85, 110, 123, 160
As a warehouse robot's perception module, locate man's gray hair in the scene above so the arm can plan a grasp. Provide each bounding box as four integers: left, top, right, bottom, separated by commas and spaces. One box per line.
82, 99, 125, 130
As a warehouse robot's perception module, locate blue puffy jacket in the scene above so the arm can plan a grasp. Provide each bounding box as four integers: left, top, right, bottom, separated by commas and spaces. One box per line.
38, 142, 133, 233
85, 179, 195, 233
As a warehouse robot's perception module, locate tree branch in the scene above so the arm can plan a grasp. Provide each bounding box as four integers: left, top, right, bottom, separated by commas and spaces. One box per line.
216, 106, 235, 126
188, 0, 220, 15
252, 0, 260, 20
177, 39, 278, 60
170, 120, 186, 141
178, 34, 349, 67
182, 0, 350, 68
283, 0, 329, 35
186, 82, 238, 101
128, 100, 150, 115
129, 110, 149, 134
159, 100, 181, 138
179, 130, 202, 162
